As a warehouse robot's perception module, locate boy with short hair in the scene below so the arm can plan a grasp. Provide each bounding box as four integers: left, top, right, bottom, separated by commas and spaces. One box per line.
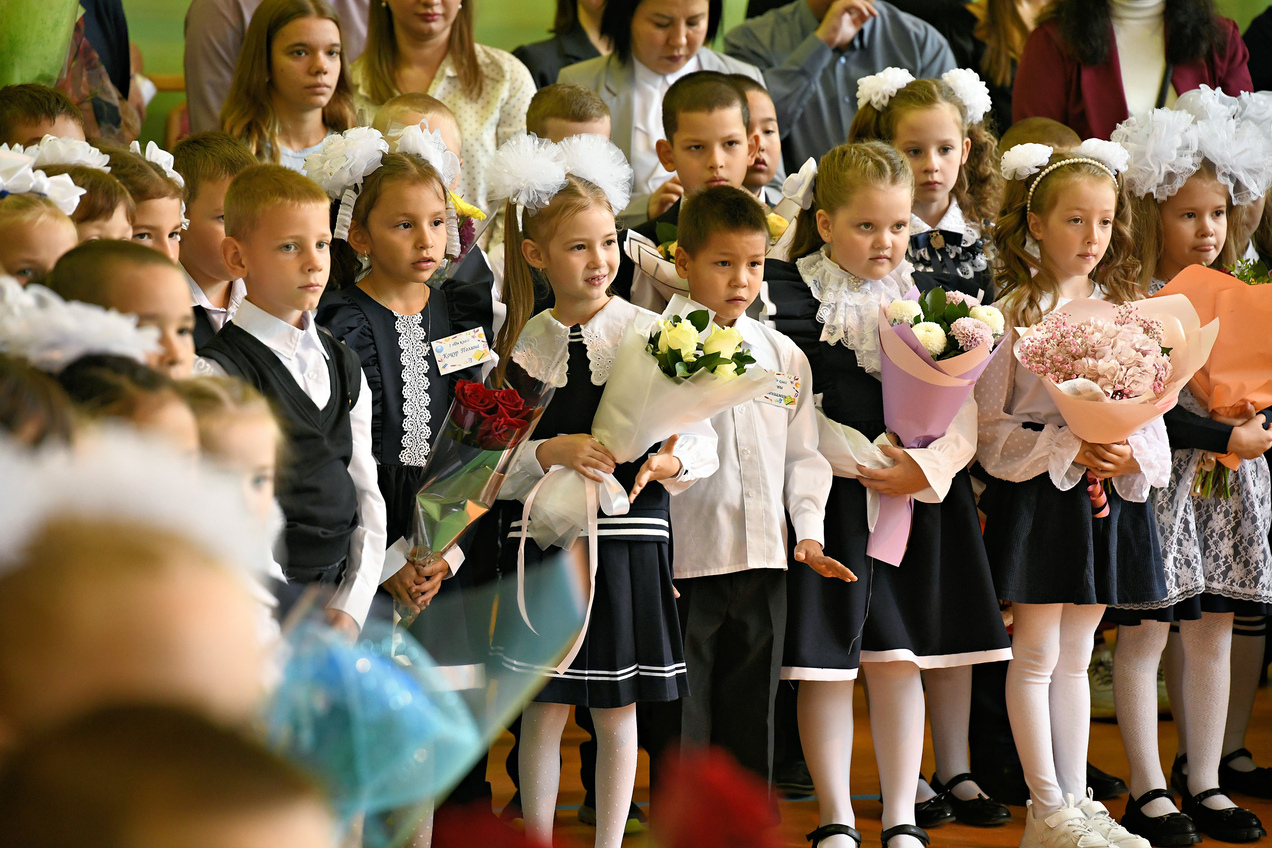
196, 164, 388, 634
641, 71, 759, 238
728, 74, 784, 207
660, 185, 839, 785
44, 241, 197, 379
171, 131, 259, 346
0, 84, 86, 146
525, 83, 612, 142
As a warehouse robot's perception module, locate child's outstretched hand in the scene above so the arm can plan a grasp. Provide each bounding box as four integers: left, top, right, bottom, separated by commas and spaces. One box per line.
794, 539, 856, 582
856, 444, 929, 496
537, 434, 617, 482
630, 435, 683, 502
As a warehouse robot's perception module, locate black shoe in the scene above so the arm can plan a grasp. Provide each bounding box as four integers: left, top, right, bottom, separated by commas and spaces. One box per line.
1182, 787, 1267, 843
808, 823, 862, 847
1120, 789, 1200, 847
1171, 755, 1189, 798
1088, 762, 1129, 800
973, 762, 1031, 807
1220, 749, 1272, 800
931, 773, 1012, 827
881, 824, 930, 848
777, 759, 816, 800
914, 793, 955, 828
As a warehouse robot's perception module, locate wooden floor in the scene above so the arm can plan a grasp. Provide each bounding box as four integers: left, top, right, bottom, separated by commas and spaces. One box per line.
486, 683, 1272, 847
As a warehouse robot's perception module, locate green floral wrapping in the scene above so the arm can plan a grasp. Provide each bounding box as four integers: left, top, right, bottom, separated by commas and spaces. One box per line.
0, 0, 79, 86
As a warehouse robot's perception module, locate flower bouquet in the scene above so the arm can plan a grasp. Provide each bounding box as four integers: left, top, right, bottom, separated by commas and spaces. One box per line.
1156, 265, 1272, 496
623, 228, 691, 311
400, 356, 560, 626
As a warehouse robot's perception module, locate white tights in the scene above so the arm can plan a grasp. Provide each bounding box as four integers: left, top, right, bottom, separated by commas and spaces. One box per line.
520, 702, 638, 848
921, 666, 986, 801
1006, 603, 1106, 814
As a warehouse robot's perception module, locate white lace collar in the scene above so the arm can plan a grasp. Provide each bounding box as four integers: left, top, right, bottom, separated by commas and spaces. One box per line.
511, 296, 648, 387
909, 198, 980, 244
795, 247, 913, 375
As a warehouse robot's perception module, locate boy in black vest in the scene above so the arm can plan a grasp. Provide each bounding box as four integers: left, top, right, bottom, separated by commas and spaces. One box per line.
196, 164, 387, 635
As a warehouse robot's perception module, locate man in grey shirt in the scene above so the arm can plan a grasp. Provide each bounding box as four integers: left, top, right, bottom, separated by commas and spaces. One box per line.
724, 0, 956, 172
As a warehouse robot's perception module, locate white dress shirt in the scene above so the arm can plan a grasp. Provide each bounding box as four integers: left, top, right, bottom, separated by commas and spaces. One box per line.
630, 55, 701, 200
196, 299, 388, 627
185, 268, 246, 332
670, 316, 831, 579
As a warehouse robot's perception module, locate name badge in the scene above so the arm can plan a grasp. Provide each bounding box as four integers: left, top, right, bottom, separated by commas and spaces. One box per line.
431, 327, 491, 374
757, 372, 800, 409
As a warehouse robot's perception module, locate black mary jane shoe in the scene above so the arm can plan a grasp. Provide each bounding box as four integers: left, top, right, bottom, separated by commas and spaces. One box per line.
914, 792, 956, 828
1220, 749, 1272, 800
881, 823, 931, 848
1120, 788, 1200, 847
1182, 787, 1267, 843
931, 772, 1012, 827
807, 823, 862, 848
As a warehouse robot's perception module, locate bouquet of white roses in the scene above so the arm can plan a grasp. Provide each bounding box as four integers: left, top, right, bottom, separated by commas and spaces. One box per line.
647, 309, 757, 382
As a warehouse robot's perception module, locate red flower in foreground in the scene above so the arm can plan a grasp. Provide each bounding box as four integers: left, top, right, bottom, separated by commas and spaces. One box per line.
433, 804, 577, 848
455, 380, 497, 414
653, 748, 782, 848
478, 414, 529, 449
493, 387, 527, 417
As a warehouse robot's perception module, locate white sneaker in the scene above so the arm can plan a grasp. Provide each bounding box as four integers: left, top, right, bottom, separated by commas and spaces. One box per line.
1079, 791, 1151, 848
1021, 799, 1110, 848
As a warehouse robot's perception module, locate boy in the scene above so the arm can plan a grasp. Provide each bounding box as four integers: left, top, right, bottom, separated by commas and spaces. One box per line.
642, 71, 758, 237
0, 84, 86, 146
372, 93, 464, 190
0, 705, 336, 848
525, 83, 611, 142
44, 241, 197, 379
196, 164, 388, 635
658, 185, 841, 785
172, 131, 258, 346
729, 74, 784, 207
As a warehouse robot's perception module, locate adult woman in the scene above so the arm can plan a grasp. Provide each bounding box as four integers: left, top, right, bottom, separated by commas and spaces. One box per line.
1013, 0, 1251, 139
350, 0, 534, 217
221, 0, 357, 170
559, 0, 765, 226
514, 0, 610, 89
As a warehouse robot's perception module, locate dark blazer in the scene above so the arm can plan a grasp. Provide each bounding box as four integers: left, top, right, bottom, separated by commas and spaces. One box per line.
1244, 6, 1272, 92
1013, 16, 1252, 139
513, 23, 601, 90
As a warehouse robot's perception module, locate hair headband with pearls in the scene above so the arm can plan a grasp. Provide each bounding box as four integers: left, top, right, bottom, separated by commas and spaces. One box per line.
1001, 140, 1128, 213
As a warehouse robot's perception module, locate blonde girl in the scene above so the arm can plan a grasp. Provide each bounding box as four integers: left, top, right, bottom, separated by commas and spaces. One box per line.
489, 133, 714, 848
1106, 106, 1271, 845
0, 195, 78, 285
96, 142, 186, 263
850, 67, 1003, 303
977, 140, 1168, 848
221, 0, 357, 170
765, 140, 1010, 848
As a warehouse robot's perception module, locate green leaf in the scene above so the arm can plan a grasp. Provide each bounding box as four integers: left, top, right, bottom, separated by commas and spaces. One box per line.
923, 287, 947, 319
696, 352, 724, 371
674, 360, 690, 377
947, 301, 971, 322
656, 222, 678, 247
687, 309, 711, 333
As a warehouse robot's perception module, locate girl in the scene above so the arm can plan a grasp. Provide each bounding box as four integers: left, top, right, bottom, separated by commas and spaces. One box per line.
97, 142, 185, 263
764, 140, 1010, 848
0, 195, 79, 284
1107, 108, 1270, 845
488, 133, 712, 848
40, 164, 134, 242
849, 67, 1003, 304
221, 0, 357, 170
977, 140, 1169, 848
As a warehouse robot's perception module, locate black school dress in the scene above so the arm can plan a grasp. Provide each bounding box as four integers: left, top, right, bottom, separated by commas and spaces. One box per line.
768, 253, 1010, 678
906, 199, 995, 304
491, 303, 689, 708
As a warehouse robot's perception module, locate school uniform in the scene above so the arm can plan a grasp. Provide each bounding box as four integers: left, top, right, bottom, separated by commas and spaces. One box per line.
197, 299, 387, 628
974, 287, 1171, 607
186, 270, 245, 348
491, 296, 719, 707
907, 198, 994, 304
663, 314, 831, 782
767, 250, 1010, 681
512, 22, 600, 90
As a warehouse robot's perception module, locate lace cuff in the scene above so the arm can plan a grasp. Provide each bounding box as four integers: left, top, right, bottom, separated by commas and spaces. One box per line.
1114, 418, 1171, 502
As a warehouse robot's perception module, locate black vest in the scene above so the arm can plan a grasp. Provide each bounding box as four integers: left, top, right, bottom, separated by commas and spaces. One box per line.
199, 322, 362, 583
192, 305, 217, 349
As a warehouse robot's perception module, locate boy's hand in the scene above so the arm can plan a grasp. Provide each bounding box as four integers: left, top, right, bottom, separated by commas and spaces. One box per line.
856, 444, 928, 496
326, 609, 360, 642
815, 0, 877, 49
794, 539, 856, 582
648, 175, 683, 221
630, 435, 682, 501
1078, 441, 1140, 478
1226, 413, 1272, 459
537, 434, 617, 481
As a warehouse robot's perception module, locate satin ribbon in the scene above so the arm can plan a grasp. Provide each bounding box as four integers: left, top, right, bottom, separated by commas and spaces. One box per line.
516, 467, 630, 674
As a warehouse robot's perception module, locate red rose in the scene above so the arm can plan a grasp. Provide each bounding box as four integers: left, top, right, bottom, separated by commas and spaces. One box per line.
454, 380, 497, 415
492, 387, 526, 417
477, 414, 528, 449
652, 748, 781, 848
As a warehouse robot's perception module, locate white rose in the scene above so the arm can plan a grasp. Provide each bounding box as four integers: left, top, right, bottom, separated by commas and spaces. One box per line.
885, 300, 923, 325
702, 325, 744, 358
713, 362, 738, 381
912, 322, 948, 357
662, 321, 701, 359
968, 305, 1005, 337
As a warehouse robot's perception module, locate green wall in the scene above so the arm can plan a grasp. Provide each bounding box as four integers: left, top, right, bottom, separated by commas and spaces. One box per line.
122, 0, 1271, 144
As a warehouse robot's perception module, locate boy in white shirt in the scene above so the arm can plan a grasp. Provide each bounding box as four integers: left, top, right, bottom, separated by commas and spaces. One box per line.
662, 185, 845, 784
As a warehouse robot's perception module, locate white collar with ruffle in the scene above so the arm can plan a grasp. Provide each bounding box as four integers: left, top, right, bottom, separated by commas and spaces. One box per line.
908, 197, 980, 245
795, 247, 913, 376
511, 296, 650, 387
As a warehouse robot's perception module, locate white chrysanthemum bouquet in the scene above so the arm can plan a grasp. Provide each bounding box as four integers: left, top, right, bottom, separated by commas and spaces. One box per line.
884, 287, 1005, 360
